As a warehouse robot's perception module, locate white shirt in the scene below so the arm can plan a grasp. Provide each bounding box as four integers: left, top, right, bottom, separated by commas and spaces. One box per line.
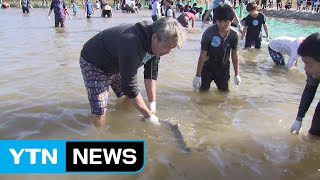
96, 2, 100, 8
209, 0, 232, 9
152, 1, 160, 16
129, 0, 135, 7
269, 36, 302, 70
166, 9, 173, 17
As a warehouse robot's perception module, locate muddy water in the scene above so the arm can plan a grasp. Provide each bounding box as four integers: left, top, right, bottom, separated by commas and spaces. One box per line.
0, 8, 320, 180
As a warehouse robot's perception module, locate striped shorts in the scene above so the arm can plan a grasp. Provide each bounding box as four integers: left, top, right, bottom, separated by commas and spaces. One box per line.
268, 45, 285, 66
80, 57, 124, 115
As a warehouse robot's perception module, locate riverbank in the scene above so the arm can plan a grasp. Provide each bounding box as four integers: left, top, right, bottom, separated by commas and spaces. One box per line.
261, 9, 320, 21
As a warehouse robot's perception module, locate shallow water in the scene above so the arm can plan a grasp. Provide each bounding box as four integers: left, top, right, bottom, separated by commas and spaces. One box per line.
1, 8, 320, 179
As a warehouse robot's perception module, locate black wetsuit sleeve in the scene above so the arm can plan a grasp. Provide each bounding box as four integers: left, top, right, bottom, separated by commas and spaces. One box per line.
50, 2, 54, 9
118, 42, 141, 99
144, 56, 159, 80
260, 13, 266, 24
201, 28, 211, 51
296, 83, 319, 120
244, 15, 250, 27
231, 33, 238, 51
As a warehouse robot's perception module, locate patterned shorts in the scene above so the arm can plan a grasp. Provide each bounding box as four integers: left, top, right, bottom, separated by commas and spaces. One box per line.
268, 45, 285, 66
80, 57, 124, 115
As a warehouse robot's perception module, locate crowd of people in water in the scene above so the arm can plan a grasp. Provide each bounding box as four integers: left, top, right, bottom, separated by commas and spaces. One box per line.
1, 0, 320, 137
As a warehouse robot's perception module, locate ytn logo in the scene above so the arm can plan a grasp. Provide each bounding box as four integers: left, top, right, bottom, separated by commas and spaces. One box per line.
9, 148, 58, 164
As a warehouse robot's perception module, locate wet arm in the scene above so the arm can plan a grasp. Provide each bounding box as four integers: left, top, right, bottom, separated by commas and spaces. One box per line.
130, 93, 152, 118
287, 54, 299, 70
263, 24, 269, 37
144, 80, 156, 102
196, 50, 208, 77
233, 10, 241, 28
297, 83, 319, 120
48, 9, 52, 16
241, 26, 248, 40
231, 49, 239, 76
48, 2, 53, 16
144, 57, 159, 102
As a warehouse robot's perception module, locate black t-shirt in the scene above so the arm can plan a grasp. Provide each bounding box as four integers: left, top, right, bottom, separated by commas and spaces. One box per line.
244, 12, 266, 37
188, 7, 199, 15
201, 24, 238, 69
165, 6, 175, 18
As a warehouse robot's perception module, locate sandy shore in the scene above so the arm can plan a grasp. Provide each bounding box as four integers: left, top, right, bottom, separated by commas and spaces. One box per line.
261, 9, 320, 21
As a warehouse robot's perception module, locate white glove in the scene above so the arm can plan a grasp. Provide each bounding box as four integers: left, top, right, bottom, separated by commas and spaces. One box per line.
149, 101, 156, 114
144, 114, 160, 125
193, 76, 201, 89
290, 119, 302, 134
234, 75, 241, 86
47, 16, 50, 20
69, 15, 72, 20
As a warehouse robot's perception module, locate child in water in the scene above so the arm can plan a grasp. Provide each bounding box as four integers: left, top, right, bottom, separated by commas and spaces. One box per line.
193, 4, 241, 91
71, 0, 78, 15
241, 2, 269, 49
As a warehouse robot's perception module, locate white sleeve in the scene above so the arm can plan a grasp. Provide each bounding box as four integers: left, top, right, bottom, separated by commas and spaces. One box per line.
156, 1, 160, 9
287, 53, 299, 70
167, 9, 173, 17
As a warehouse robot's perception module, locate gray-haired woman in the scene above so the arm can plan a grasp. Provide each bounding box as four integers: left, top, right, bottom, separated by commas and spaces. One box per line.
80, 17, 186, 126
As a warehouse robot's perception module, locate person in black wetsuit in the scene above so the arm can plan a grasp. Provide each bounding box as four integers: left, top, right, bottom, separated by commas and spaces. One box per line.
290, 32, 320, 136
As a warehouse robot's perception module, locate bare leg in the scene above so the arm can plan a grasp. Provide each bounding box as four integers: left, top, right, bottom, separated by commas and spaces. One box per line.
90, 114, 107, 127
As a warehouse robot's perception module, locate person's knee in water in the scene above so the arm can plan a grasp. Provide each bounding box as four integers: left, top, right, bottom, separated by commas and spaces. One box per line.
193, 5, 241, 92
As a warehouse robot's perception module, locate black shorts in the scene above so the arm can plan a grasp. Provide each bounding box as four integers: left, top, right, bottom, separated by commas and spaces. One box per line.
22, 6, 29, 13
54, 18, 65, 27
268, 45, 285, 66
245, 35, 261, 49
151, 15, 158, 22
102, 10, 112, 17
200, 65, 230, 92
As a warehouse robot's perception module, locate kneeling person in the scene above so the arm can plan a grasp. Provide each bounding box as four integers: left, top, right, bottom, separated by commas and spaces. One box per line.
268, 36, 304, 70
101, 3, 112, 17
177, 11, 195, 28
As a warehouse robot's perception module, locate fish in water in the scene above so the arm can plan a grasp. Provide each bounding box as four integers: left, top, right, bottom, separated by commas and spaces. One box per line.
159, 120, 191, 153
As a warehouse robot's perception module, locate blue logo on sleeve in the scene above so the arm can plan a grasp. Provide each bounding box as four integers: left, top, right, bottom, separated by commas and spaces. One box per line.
253, 20, 259, 26
211, 36, 221, 47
